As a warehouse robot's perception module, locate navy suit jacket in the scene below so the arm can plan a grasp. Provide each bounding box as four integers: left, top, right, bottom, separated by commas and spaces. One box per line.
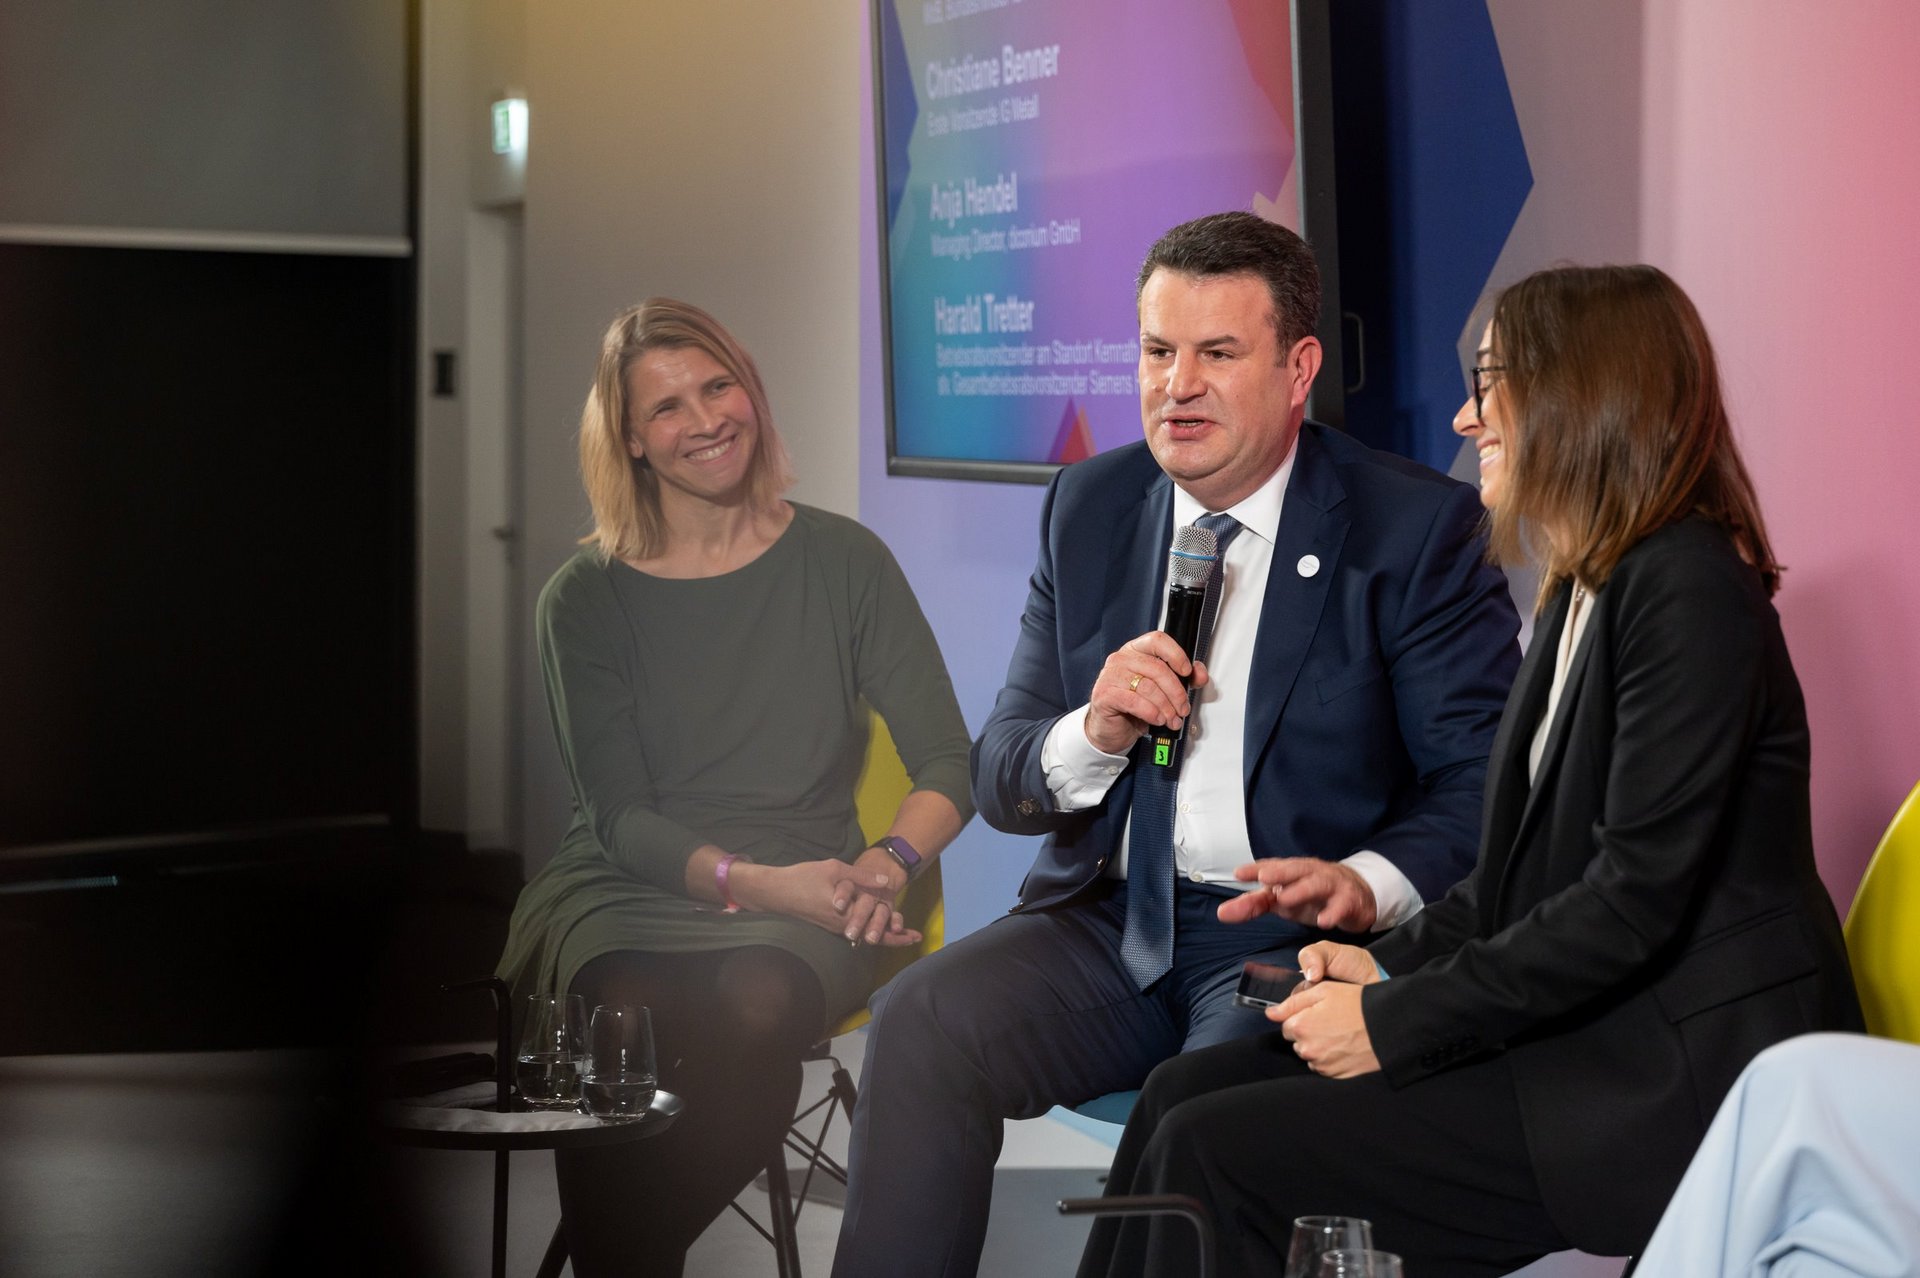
972, 424, 1521, 916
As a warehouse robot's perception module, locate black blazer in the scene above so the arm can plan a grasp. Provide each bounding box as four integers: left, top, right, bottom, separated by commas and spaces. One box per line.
1366, 516, 1862, 1255
972, 426, 1521, 912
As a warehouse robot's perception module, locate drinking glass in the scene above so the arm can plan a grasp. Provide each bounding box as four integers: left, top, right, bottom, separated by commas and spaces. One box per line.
514, 993, 586, 1110
583, 1004, 657, 1123
1284, 1216, 1374, 1278
1317, 1248, 1404, 1278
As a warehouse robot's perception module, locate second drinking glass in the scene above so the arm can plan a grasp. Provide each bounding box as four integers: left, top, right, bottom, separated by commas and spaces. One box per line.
1317, 1249, 1405, 1278
583, 1003, 658, 1123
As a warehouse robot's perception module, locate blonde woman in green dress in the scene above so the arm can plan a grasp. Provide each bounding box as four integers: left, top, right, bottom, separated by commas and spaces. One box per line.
498, 298, 972, 1277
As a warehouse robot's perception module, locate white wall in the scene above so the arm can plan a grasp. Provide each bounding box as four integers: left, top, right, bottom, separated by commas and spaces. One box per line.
417, 0, 530, 844
417, 0, 474, 836
513, 0, 866, 867
1483, 0, 1645, 328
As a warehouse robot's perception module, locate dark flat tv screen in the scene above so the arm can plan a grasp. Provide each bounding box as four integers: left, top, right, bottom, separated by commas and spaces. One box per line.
875, 0, 1342, 482
0, 243, 412, 858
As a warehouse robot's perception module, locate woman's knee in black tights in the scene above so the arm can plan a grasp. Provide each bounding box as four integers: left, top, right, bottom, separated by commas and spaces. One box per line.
710, 947, 825, 1055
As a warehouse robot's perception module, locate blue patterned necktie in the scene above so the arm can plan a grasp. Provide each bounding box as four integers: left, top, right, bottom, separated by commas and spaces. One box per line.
1120, 512, 1243, 991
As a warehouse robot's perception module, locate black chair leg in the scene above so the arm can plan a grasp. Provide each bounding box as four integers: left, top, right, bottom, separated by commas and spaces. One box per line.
766, 1148, 804, 1278
1059, 1194, 1216, 1278
830, 1063, 858, 1114
735, 1042, 859, 1275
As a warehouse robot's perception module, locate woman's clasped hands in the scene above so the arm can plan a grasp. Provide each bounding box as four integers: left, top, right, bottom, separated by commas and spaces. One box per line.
836, 846, 922, 948
1270, 940, 1385, 1079
731, 858, 922, 948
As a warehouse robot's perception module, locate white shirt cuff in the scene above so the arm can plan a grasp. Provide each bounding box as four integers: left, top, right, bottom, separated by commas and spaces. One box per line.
1342, 850, 1423, 932
1040, 706, 1131, 811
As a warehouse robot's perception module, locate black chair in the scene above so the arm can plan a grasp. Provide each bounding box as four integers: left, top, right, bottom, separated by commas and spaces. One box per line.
731, 1041, 861, 1277
732, 862, 945, 1276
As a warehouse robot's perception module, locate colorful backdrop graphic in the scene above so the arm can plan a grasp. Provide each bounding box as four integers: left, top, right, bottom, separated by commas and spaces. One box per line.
1325, 0, 1532, 474
879, 0, 1302, 469
1384, 0, 1530, 474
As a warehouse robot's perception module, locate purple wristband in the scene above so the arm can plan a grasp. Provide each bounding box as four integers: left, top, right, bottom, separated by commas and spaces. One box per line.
716, 852, 751, 913
877, 835, 924, 881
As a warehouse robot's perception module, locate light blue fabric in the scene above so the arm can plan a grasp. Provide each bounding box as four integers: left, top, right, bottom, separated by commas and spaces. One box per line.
1636, 1033, 1920, 1276
1072, 1089, 1141, 1127
1047, 1090, 1140, 1151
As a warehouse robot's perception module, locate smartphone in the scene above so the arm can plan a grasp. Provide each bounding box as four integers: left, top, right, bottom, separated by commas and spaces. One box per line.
1233, 960, 1305, 1010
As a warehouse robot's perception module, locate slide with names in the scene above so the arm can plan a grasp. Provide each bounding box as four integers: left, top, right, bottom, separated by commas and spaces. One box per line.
880, 0, 1302, 471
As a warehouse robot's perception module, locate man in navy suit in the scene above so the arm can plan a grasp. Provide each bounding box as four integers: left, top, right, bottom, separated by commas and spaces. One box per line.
833, 211, 1520, 1278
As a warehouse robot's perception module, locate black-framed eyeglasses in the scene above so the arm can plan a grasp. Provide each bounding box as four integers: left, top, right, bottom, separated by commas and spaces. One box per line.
1471, 364, 1507, 422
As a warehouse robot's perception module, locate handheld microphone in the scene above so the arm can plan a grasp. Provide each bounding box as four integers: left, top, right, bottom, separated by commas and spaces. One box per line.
1149, 524, 1219, 767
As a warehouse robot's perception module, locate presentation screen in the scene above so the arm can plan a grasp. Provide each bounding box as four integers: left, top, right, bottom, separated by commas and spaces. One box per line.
875, 0, 1337, 481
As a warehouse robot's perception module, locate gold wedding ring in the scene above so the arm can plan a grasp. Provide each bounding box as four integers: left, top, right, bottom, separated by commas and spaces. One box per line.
1128, 673, 1143, 692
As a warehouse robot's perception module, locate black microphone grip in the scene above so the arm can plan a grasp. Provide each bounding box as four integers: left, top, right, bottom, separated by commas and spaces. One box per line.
1150, 583, 1208, 767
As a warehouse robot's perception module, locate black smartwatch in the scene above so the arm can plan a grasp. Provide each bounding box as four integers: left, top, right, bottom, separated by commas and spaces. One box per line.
876, 835, 925, 881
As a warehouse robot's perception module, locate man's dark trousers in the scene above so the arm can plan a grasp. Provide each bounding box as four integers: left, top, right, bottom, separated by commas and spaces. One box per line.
832, 428, 1521, 1277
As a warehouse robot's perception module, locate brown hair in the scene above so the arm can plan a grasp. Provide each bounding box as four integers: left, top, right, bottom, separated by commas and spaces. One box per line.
578, 298, 795, 561
1137, 211, 1322, 351
1485, 264, 1780, 606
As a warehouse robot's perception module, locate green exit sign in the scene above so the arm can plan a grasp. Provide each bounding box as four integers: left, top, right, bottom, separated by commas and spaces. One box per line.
492, 98, 527, 155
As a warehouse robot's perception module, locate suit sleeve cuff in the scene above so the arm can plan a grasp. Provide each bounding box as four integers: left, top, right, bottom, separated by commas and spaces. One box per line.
1343, 850, 1423, 932
1040, 706, 1130, 811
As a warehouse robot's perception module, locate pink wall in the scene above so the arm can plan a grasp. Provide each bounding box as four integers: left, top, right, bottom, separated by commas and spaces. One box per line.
1641, 2, 1920, 904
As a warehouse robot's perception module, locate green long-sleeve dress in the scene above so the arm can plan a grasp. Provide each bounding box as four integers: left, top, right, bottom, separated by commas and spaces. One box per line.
497, 504, 973, 1023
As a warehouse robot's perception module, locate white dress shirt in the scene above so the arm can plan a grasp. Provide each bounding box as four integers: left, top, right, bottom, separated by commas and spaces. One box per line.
1528, 581, 1598, 783
1036, 452, 1423, 930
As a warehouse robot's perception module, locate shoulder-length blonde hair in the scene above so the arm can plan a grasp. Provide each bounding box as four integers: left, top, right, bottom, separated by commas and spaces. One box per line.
1485, 264, 1780, 608
578, 298, 795, 561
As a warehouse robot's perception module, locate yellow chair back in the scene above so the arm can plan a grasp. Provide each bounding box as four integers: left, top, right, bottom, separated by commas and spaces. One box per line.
831, 710, 944, 1037
1845, 779, 1920, 1044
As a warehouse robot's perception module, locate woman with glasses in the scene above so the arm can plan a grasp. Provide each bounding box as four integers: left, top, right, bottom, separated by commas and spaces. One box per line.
496, 298, 971, 1277
1079, 265, 1861, 1278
